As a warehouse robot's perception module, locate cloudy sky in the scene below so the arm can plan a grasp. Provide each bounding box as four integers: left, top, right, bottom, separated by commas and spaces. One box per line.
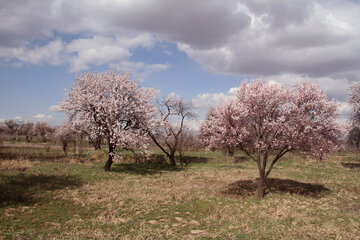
1, 0, 359, 127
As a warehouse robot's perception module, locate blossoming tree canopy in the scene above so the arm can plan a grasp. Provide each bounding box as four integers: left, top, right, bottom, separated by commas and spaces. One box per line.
201, 80, 341, 199
60, 71, 157, 171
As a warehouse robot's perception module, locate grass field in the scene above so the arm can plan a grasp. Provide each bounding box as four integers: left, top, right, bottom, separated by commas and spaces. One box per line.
0, 142, 359, 239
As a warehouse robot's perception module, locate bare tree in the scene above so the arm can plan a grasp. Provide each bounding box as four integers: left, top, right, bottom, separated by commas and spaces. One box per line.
0, 125, 8, 144
75, 129, 87, 156
347, 126, 360, 152
147, 94, 196, 166
55, 122, 77, 156
89, 136, 102, 150
177, 129, 201, 163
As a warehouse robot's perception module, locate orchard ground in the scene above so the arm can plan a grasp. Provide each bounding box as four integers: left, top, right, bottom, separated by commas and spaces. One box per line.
0, 142, 359, 239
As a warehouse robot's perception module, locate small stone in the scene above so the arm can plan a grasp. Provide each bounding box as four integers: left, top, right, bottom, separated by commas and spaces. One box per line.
190, 220, 199, 225
148, 220, 158, 225
190, 230, 207, 235
174, 217, 183, 222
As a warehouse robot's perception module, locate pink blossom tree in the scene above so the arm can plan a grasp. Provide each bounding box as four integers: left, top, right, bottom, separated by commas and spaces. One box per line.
201, 80, 341, 199
200, 106, 238, 155
60, 71, 156, 171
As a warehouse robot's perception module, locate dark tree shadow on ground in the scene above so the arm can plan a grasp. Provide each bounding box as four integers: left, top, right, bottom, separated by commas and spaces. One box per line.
111, 162, 185, 175
0, 174, 83, 207
341, 162, 360, 169
148, 154, 209, 165
111, 154, 210, 175
223, 178, 330, 199
179, 156, 209, 164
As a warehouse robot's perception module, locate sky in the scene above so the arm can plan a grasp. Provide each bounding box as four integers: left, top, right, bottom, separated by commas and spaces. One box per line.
1, 0, 359, 128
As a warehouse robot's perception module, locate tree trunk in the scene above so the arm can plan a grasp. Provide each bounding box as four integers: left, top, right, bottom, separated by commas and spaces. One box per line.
78, 134, 83, 155
73, 142, 77, 156
256, 174, 266, 200
104, 143, 115, 171
228, 147, 234, 157
62, 143, 68, 156
93, 138, 102, 150
179, 150, 185, 165
169, 153, 176, 166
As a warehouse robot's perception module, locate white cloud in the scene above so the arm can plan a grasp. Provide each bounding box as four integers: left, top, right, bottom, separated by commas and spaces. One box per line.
263, 74, 351, 101
179, 1, 360, 78
186, 119, 203, 131
65, 34, 156, 72
191, 88, 238, 111
109, 61, 169, 81
14, 116, 22, 120
0, 33, 163, 74
0, 39, 64, 66
338, 101, 351, 119
336, 101, 351, 125
176, 1, 360, 103
191, 92, 228, 110
48, 105, 61, 112
33, 114, 52, 119
0, 0, 359, 101
0, 0, 248, 72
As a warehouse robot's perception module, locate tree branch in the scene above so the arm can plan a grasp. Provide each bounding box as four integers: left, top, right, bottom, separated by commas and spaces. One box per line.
265, 148, 290, 178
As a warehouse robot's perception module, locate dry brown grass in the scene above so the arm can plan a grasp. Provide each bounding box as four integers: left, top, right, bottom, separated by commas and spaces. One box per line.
57, 167, 245, 212
0, 159, 39, 171
1, 147, 359, 239
51, 155, 360, 239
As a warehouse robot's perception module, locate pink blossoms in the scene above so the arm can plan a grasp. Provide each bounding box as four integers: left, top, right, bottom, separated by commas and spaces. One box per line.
201, 80, 341, 199
60, 71, 156, 171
